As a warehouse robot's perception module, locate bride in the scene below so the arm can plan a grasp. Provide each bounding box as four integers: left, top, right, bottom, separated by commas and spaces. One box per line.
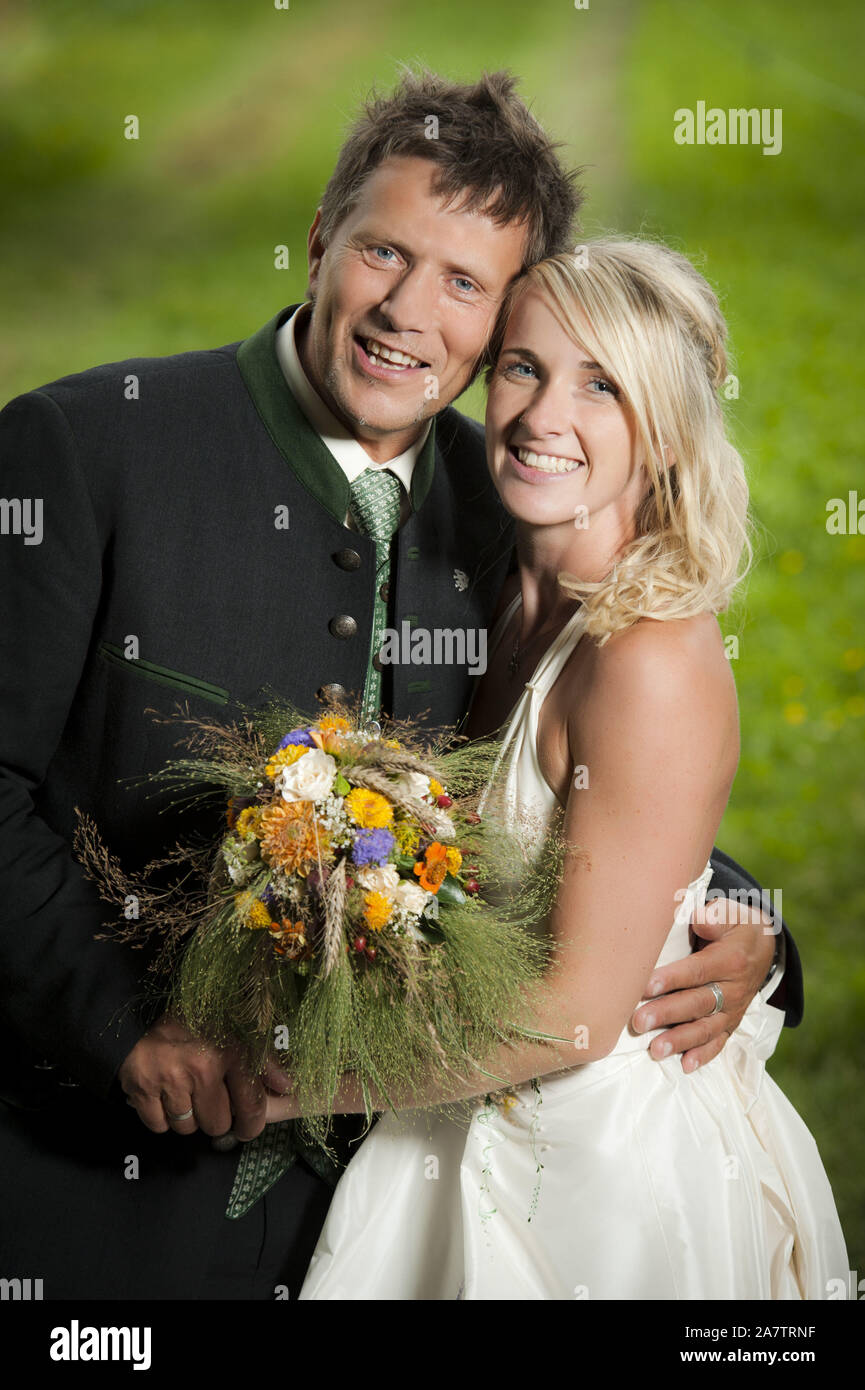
271, 237, 848, 1299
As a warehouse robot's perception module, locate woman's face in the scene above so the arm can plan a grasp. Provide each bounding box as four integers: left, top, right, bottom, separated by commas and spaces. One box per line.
485, 288, 646, 534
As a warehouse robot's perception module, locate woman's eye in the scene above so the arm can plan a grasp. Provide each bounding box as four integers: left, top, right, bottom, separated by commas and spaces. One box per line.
501, 360, 537, 379
588, 376, 619, 397
453, 277, 476, 294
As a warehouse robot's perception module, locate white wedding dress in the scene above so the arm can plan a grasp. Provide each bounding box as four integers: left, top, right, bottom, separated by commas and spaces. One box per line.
300, 600, 849, 1300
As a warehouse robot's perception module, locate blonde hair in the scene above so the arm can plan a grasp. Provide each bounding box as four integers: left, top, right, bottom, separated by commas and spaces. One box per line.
490, 238, 751, 643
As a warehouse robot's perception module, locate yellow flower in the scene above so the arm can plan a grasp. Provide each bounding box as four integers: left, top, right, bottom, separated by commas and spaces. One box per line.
235, 893, 273, 930
444, 846, 462, 874
265, 744, 310, 780
345, 787, 393, 828
363, 891, 393, 931
235, 806, 263, 839
429, 777, 444, 799
393, 820, 421, 855
319, 715, 352, 734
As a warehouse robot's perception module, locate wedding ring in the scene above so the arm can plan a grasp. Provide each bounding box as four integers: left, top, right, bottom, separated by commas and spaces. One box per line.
707, 982, 725, 1016
165, 1107, 194, 1122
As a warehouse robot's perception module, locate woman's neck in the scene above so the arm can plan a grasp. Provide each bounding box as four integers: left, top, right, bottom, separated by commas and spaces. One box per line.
513, 506, 636, 638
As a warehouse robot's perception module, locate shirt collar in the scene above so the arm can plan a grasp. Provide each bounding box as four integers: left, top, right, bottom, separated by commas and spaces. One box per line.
235, 306, 438, 525
275, 303, 429, 495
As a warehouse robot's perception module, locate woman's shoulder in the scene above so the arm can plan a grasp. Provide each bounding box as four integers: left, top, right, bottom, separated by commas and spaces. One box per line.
566, 611, 738, 751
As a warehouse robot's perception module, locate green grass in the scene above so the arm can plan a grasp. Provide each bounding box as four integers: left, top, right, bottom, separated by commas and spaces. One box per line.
2, 0, 861, 1273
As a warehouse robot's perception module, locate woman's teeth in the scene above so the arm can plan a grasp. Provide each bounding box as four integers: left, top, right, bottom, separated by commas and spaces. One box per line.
515, 446, 584, 474
365, 338, 424, 369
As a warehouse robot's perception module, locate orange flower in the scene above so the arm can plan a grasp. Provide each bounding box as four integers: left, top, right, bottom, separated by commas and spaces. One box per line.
259, 801, 328, 876
413, 842, 449, 894
270, 918, 308, 959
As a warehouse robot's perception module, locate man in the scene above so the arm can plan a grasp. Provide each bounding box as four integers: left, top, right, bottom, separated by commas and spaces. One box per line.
0, 69, 795, 1299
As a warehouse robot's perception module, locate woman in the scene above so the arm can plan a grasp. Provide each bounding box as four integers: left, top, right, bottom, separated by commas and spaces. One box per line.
277, 238, 848, 1299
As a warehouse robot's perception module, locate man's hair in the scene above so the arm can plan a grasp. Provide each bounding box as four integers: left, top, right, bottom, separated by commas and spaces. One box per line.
317, 67, 582, 268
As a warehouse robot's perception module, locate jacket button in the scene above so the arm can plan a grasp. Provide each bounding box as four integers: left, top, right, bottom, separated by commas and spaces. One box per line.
372, 652, 384, 672
319, 683, 348, 703
334, 548, 362, 571
329, 615, 358, 640
379, 582, 390, 602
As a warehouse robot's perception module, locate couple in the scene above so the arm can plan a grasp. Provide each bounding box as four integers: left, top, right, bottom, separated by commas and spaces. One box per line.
0, 68, 845, 1300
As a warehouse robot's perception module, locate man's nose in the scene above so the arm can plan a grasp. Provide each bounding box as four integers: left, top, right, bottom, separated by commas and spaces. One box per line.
378, 263, 436, 333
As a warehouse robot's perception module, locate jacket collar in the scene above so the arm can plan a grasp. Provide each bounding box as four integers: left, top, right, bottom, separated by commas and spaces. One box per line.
236, 305, 438, 524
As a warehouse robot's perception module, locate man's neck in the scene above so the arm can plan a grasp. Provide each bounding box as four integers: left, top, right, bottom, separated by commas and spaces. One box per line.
294, 305, 426, 465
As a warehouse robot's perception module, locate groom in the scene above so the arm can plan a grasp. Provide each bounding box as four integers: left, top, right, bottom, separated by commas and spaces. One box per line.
0, 68, 797, 1300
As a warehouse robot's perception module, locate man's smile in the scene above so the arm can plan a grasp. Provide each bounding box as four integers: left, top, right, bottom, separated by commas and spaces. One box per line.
353, 334, 430, 380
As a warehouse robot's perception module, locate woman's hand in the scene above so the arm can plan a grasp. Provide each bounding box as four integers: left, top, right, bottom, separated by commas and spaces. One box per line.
264, 1087, 300, 1123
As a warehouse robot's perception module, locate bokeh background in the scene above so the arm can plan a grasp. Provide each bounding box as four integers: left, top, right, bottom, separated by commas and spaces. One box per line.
2, 0, 862, 1275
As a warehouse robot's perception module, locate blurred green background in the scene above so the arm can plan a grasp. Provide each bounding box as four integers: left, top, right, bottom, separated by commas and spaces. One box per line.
2, 0, 862, 1278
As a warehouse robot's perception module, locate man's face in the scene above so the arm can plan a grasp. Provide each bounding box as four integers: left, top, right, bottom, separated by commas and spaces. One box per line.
299, 156, 528, 462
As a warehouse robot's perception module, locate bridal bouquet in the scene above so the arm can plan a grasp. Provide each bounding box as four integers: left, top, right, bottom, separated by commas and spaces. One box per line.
74, 701, 560, 1142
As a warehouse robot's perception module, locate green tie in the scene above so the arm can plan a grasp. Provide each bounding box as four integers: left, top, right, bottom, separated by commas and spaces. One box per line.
226, 469, 403, 1220
348, 468, 403, 721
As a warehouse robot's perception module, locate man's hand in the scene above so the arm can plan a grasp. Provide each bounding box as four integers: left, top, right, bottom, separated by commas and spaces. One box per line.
118, 1016, 290, 1139
630, 900, 777, 1073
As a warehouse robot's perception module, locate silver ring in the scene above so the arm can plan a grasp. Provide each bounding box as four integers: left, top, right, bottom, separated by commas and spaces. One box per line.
707, 982, 725, 1016
165, 1107, 194, 1122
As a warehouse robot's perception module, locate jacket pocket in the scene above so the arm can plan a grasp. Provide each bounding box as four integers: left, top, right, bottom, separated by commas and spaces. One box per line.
96, 642, 230, 706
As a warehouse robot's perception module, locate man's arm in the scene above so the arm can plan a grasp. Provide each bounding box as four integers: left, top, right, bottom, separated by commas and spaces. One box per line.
0, 389, 271, 1138
629, 847, 796, 1070
0, 389, 147, 1096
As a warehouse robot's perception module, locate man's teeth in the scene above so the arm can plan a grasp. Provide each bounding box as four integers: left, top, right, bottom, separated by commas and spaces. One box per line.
515, 446, 584, 474
365, 338, 424, 369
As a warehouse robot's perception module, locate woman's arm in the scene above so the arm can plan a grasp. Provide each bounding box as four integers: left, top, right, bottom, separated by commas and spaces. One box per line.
266, 615, 739, 1120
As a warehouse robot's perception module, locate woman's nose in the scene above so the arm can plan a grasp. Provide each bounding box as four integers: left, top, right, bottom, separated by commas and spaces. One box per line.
517, 383, 578, 440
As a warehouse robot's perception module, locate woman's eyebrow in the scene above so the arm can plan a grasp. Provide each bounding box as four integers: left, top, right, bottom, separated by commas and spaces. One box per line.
500, 346, 605, 372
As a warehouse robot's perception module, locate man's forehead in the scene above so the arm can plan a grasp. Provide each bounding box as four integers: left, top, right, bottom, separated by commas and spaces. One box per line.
344, 156, 528, 272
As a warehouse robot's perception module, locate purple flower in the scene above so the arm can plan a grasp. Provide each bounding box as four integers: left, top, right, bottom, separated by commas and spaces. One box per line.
351, 828, 396, 867
276, 728, 316, 751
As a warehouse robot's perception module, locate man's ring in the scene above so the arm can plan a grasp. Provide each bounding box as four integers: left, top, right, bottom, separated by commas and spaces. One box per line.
707, 983, 725, 1016
165, 1107, 194, 1122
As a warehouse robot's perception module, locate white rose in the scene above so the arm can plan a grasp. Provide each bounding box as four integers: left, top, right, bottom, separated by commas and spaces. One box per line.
393, 879, 432, 915
395, 771, 431, 802
277, 748, 337, 803
356, 863, 400, 896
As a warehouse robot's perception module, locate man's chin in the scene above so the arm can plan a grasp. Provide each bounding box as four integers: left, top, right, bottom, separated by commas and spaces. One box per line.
335, 390, 437, 439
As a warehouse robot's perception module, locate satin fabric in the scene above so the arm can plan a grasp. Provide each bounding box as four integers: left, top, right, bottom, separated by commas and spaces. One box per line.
300, 601, 848, 1300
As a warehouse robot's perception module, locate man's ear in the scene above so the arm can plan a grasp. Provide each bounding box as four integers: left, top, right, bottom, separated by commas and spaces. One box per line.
307, 208, 326, 297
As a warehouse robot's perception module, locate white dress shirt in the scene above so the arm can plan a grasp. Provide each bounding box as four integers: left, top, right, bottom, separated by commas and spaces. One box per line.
275, 304, 430, 527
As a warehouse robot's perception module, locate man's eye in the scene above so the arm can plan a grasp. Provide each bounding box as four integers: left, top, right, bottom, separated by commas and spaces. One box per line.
453, 277, 477, 294
371, 247, 397, 262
